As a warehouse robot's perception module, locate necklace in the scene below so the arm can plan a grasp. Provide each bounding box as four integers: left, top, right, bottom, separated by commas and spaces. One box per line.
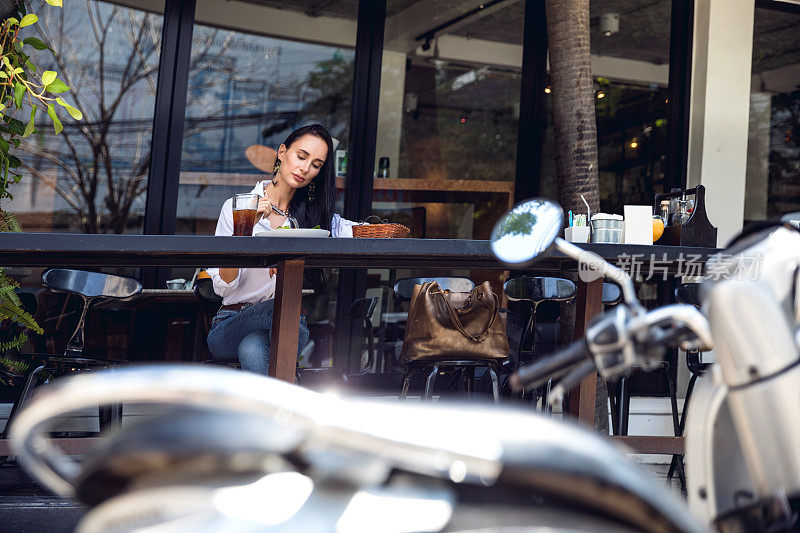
263, 182, 291, 217
269, 202, 290, 218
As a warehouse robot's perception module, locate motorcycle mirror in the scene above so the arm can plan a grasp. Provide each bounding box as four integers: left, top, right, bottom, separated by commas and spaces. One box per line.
491, 199, 563, 264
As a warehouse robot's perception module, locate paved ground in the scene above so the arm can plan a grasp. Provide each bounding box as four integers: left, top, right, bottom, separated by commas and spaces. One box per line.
0, 458, 684, 531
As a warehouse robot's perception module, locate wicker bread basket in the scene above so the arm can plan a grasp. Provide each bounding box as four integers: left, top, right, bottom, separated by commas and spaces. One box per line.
352, 216, 410, 238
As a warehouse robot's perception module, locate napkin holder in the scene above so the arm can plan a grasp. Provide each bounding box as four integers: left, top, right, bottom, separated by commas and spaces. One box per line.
653, 185, 717, 248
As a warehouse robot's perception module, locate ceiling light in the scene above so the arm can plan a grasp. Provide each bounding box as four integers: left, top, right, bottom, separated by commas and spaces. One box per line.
600, 13, 619, 37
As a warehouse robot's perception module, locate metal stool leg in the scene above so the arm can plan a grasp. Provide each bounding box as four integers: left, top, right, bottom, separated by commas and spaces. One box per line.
5, 363, 46, 433
0, 364, 45, 465
662, 362, 687, 492
98, 404, 123, 431
668, 371, 701, 485
543, 379, 553, 414
618, 377, 631, 436
488, 366, 500, 403
400, 367, 413, 400
608, 379, 620, 435
423, 365, 438, 400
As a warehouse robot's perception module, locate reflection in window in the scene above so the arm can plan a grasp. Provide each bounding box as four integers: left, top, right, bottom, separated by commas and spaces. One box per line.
373, 0, 524, 241
746, 5, 800, 222
542, 0, 671, 214
8, 0, 163, 234
176, 0, 356, 235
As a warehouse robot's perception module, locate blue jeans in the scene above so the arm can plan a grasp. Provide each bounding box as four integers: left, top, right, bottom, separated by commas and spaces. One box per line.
206, 299, 309, 375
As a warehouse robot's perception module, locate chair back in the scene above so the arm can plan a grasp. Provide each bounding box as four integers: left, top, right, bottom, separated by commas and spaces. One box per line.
675, 283, 701, 309
393, 277, 474, 303
348, 296, 377, 320
601, 282, 623, 306
504, 276, 576, 304
42, 269, 141, 300
194, 277, 222, 305
348, 297, 379, 374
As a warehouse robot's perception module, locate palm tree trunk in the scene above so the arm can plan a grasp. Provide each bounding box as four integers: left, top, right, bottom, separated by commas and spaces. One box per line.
545, 0, 607, 433
545, 0, 600, 216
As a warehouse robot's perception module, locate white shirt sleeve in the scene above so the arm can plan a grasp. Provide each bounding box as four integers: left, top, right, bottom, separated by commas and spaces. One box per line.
207, 198, 240, 296
331, 213, 359, 238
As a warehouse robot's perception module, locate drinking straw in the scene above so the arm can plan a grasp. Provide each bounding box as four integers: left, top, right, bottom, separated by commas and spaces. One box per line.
581, 195, 591, 233
568, 210, 573, 227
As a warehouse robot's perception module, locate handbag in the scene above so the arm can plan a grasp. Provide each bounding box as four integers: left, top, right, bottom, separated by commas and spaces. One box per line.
400, 281, 509, 362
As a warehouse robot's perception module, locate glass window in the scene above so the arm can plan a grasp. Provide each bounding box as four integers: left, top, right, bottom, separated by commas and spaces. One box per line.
373, 0, 525, 241
176, 0, 357, 235
542, 0, 672, 213
746, 4, 800, 222
6, 0, 164, 234
174, 0, 358, 369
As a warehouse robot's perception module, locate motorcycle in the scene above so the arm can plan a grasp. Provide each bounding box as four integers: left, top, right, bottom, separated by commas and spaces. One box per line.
9, 197, 800, 532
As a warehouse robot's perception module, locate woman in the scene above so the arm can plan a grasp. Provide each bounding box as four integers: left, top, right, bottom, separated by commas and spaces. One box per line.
206, 124, 354, 374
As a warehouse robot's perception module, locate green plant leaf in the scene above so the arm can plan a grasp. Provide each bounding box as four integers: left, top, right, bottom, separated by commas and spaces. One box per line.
0, 137, 8, 154
6, 18, 18, 26
11, 139, 19, 148
3, 117, 24, 136
0, 72, 7, 79
7, 155, 20, 168
22, 37, 50, 51
13, 83, 24, 108
23, 106, 36, 137
41, 71, 56, 86
19, 14, 38, 28
45, 78, 69, 93
45, 0, 63, 6
24, 59, 35, 73
46, 103, 61, 134
56, 97, 82, 120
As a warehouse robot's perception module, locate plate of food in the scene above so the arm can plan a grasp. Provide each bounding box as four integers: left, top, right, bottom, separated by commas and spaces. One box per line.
255, 228, 330, 238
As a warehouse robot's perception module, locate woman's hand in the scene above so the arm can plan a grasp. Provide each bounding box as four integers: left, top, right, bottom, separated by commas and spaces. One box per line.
257, 196, 270, 218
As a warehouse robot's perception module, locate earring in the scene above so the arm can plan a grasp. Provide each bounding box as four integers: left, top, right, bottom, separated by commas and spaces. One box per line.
307, 181, 316, 203
272, 159, 281, 185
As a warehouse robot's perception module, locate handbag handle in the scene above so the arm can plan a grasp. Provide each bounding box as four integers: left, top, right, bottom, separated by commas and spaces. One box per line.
432, 287, 498, 343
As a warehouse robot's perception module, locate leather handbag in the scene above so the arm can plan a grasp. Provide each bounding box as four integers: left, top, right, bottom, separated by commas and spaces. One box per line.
400, 281, 509, 362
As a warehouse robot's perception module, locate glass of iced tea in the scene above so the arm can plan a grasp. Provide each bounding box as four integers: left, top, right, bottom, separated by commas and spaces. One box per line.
232, 193, 259, 236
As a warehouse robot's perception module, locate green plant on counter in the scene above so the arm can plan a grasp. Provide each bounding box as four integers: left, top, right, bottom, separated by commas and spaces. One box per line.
0, 0, 79, 379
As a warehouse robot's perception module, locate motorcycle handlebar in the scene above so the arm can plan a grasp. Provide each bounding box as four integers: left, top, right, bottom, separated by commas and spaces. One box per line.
510, 339, 591, 392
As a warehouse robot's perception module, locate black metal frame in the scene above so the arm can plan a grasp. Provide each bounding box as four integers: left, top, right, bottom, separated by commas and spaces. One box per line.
142, 0, 196, 288
46, 0, 702, 238
337, 0, 387, 371
665, 0, 695, 193
14, 0, 703, 369
515, 0, 548, 200
144, 0, 196, 236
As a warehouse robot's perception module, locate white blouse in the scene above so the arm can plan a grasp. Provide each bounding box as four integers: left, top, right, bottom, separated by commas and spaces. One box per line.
207, 181, 356, 306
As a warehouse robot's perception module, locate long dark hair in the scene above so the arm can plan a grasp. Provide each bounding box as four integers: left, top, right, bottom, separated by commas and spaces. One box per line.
279, 124, 336, 230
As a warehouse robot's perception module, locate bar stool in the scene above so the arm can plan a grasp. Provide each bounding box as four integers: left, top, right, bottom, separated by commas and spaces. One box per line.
296, 296, 380, 388
666, 282, 709, 487
395, 277, 505, 402
504, 276, 577, 410
3, 269, 141, 442
605, 280, 686, 490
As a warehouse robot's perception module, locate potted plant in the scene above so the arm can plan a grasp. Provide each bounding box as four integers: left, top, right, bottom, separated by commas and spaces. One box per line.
0, 0, 80, 386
